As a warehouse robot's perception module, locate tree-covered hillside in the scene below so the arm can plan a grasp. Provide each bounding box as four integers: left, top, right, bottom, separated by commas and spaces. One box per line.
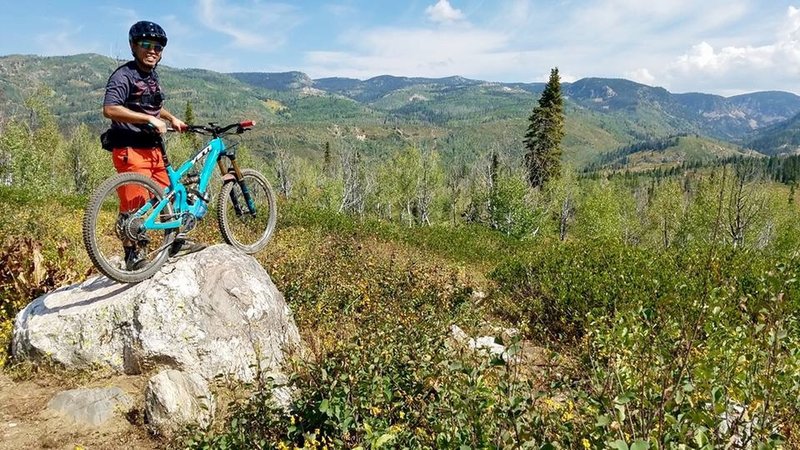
746, 109, 800, 156
585, 134, 756, 173
2, 53, 800, 169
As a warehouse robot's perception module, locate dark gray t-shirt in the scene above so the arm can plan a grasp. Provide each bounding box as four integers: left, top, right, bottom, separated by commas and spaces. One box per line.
103, 61, 164, 133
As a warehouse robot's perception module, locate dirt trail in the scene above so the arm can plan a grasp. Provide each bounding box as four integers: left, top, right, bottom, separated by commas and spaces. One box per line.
0, 371, 162, 450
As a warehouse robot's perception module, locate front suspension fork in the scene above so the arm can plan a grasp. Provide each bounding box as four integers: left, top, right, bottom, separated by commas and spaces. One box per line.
218, 156, 256, 216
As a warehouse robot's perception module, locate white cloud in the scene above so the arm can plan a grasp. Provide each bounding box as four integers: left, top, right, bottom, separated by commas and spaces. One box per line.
100, 6, 138, 26
324, 4, 358, 17
627, 68, 656, 85
425, 0, 466, 24
34, 20, 103, 56
305, 27, 524, 79
196, 0, 302, 50
496, 0, 532, 28
661, 6, 800, 93
302, 1, 543, 80
297, 0, 799, 94
159, 15, 194, 41
36, 29, 85, 56
170, 51, 238, 73
568, 0, 749, 36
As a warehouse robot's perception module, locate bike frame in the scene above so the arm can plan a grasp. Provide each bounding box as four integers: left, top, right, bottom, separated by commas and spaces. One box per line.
132, 123, 254, 232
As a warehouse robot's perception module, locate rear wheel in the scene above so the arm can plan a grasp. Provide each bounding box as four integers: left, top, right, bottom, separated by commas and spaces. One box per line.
82, 172, 177, 283
217, 169, 277, 254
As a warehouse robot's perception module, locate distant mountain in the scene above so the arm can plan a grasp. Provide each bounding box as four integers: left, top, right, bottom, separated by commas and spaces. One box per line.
313, 75, 484, 103
229, 71, 313, 91
675, 90, 800, 140
560, 78, 800, 141
250, 72, 800, 144
565, 78, 674, 111
1, 53, 799, 168
746, 110, 800, 156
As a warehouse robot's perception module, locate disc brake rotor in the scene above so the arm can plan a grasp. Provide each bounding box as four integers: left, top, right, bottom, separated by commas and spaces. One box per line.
124, 216, 148, 242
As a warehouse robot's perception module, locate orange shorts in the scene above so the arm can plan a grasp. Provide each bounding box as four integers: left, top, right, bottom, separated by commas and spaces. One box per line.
112, 147, 169, 212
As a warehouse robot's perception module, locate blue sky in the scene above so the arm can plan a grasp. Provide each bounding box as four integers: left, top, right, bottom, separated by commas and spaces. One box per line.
2, 0, 800, 96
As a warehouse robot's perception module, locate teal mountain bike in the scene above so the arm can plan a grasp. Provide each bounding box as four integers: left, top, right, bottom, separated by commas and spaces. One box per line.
83, 120, 277, 283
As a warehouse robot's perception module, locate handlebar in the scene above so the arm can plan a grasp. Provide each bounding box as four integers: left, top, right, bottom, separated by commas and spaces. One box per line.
184, 120, 256, 136
160, 120, 256, 136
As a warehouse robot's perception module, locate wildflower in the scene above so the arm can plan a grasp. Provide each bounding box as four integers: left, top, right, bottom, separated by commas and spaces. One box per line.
582, 438, 591, 449
543, 397, 563, 411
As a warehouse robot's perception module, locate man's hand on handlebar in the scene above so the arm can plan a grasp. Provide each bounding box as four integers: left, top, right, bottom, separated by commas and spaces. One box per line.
147, 117, 168, 134
170, 117, 188, 133
146, 117, 187, 134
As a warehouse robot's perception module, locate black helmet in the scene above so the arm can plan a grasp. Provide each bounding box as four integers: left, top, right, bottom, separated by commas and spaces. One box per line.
128, 21, 167, 46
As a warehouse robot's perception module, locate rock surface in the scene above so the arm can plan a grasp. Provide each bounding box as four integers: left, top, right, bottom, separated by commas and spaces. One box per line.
144, 370, 214, 437
12, 245, 301, 382
47, 387, 133, 427
449, 324, 553, 368
450, 324, 511, 360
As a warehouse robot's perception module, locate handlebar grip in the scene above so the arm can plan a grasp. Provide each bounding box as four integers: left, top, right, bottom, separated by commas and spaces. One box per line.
239, 120, 255, 128
164, 125, 189, 133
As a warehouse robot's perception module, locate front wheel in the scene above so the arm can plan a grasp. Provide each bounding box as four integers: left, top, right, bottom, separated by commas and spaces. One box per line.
217, 169, 277, 254
82, 172, 176, 283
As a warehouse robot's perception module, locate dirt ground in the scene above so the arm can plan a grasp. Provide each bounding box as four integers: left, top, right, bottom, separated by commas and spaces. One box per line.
0, 370, 164, 450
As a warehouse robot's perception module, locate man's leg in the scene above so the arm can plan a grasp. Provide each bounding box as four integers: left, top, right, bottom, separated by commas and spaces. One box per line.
112, 147, 167, 269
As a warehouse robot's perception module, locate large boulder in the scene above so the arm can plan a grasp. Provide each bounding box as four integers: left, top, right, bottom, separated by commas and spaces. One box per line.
12, 245, 301, 382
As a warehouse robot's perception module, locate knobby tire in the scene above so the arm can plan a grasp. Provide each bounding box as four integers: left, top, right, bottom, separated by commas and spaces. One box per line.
217, 168, 277, 254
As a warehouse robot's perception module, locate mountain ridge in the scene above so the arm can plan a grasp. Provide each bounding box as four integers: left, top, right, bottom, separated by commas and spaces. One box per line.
227, 69, 800, 143
2, 53, 800, 167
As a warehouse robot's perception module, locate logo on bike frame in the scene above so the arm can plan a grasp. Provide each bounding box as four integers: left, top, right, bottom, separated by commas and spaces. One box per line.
191, 144, 214, 164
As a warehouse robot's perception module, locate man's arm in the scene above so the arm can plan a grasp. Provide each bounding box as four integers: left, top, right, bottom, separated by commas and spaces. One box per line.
103, 105, 168, 134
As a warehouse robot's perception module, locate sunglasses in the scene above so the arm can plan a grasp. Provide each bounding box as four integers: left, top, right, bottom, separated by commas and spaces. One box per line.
137, 41, 164, 52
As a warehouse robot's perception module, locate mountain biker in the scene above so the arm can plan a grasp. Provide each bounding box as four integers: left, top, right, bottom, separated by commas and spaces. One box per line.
102, 20, 205, 270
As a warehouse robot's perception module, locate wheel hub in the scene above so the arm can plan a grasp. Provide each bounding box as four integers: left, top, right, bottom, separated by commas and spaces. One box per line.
124, 216, 148, 242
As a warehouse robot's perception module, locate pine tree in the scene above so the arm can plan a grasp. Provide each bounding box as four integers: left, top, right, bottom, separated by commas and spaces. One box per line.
184, 101, 195, 125
323, 141, 332, 176
182, 101, 200, 149
523, 67, 565, 188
